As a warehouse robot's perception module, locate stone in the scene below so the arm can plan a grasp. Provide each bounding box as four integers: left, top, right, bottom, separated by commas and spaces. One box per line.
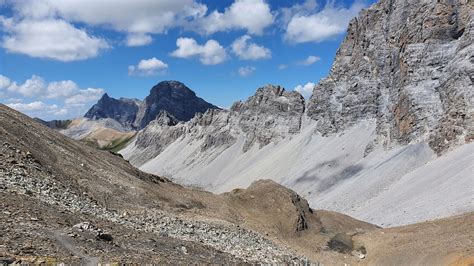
96, 233, 113, 242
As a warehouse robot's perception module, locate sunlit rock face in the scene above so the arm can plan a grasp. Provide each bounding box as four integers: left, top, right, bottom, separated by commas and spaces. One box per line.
306, 0, 473, 154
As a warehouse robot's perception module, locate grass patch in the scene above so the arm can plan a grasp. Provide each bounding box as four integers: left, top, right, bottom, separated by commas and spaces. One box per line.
101, 134, 136, 153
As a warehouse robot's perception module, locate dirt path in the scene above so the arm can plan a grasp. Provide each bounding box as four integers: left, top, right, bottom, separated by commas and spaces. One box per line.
53, 231, 99, 266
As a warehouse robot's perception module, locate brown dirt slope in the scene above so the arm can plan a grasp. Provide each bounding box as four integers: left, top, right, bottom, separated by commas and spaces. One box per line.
355, 212, 474, 266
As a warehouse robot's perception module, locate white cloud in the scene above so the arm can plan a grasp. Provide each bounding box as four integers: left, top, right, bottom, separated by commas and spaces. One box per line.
46, 80, 79, 98
65, 88, 105, 105
238, 66, 256, 77
35, 0, 207, 34
278, 64, 288, 70
298, 55, 321, 65
170, 37, 227, 65
6, 101, 67, 117
0, 75, 11, 89
231, 35, 271, 60
7, 75, 45, 97
284, 1, 364, 43
195, 0, 274, 35
0, 74, 105, 119
7, 101, 55, 111
1, 18, 109, 61
126, 33, 153, 47
128, 57, 168, 76
294, 82, 315, 99
5, 98, 23, 103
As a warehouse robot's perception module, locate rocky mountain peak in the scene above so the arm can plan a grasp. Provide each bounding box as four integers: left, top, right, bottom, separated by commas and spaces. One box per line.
84, 80, 219, 130
133, 80, 220, 129
84, 93, 140, 130
152, 110, 179, 127
231, 84, 305, 113
150, 80, 197, 97
99, 92, 110, 100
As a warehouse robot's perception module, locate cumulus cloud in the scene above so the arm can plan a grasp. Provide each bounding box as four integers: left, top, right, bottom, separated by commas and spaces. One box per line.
170, 37, 227, 65
278, 64, 288, 70
0, 75, 11, 89
35, 0, 207, 34
64, 88, 105, 105
46, 80, 79, 98
231, 35, 271, 60
7, 75, 45, 97
128, 57, 168, 76
0, 74, 105, 119
284, 1, 365, 43
238, 66, 256, 77
6, 101, 68, 117
195, 0, 274, 35
294, 82, 315, 98
1, 18, 109, 61
126, 33, 153, 47
298, 55, 321, 65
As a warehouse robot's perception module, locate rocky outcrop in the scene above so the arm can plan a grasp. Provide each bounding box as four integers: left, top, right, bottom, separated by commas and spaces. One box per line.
84, 93, 141, 129
84, 81, 219, 130
133, 81, 220, 129
231, 85, 305, 152
307, 0, 473, 154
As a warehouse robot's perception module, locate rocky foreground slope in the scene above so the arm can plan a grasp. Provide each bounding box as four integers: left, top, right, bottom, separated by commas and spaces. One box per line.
2, 104, 473, 264
0, 104, 378, 264
121, 0, 474, 227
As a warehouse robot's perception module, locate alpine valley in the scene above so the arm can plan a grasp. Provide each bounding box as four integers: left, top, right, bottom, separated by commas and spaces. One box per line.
1, 0, 473, 264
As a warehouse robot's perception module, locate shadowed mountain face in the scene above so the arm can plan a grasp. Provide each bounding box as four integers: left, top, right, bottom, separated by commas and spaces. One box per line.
84, 94, 140, 129
84, 81, 219, 130
134, 81, 220, 129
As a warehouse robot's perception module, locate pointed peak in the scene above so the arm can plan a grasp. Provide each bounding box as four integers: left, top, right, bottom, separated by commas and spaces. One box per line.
99, 93, 110, 101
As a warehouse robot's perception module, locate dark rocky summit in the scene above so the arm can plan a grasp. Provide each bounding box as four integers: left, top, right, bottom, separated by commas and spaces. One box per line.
84, 93, 141, 129
133, 80, 219, 129
84, 81, 219, 130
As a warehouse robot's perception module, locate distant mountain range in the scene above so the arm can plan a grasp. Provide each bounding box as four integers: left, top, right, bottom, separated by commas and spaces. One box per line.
84, 80, 219, 130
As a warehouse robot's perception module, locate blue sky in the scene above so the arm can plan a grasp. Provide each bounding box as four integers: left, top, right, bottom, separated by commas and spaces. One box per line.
0, 0, 375, 120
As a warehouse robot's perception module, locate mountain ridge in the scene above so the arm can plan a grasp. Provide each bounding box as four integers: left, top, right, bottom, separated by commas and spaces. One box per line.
84, 80, 219, 130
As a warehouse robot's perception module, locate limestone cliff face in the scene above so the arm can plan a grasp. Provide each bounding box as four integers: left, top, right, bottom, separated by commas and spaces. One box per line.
230, 85, 305, 152
306, 0, 473, 154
